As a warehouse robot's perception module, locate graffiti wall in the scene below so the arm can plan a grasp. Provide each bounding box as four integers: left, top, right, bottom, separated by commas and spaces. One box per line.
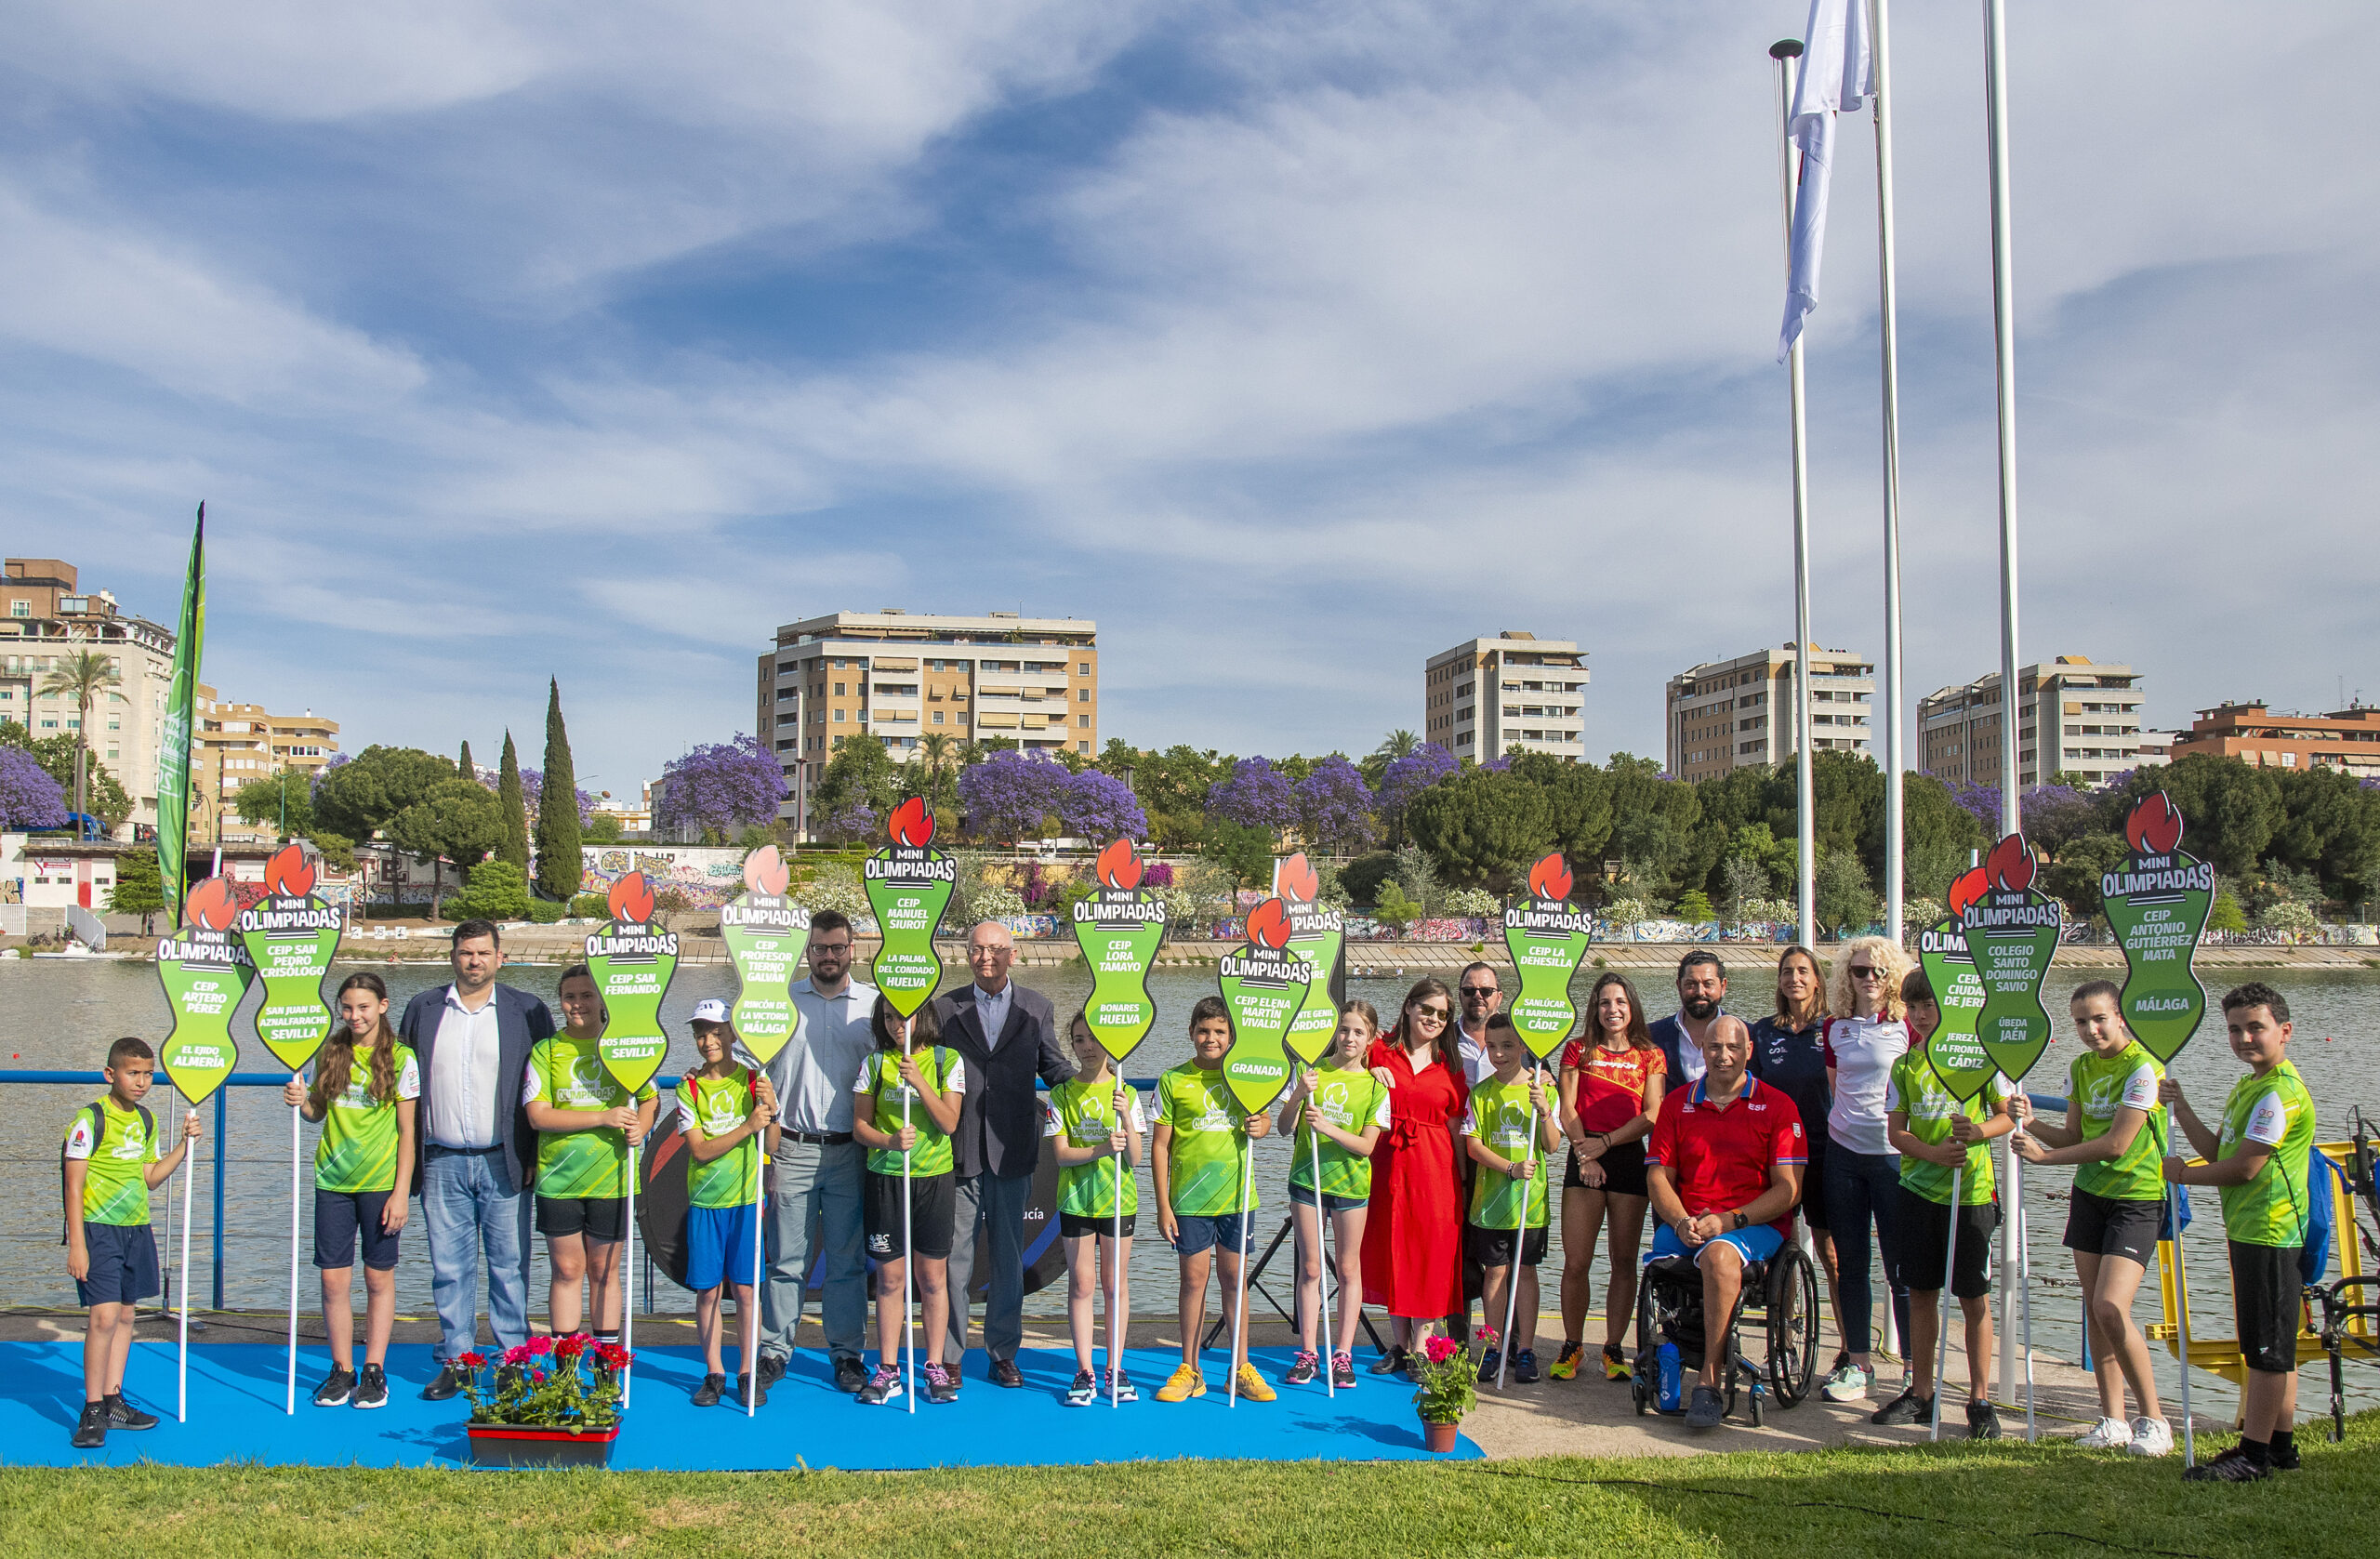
580, 845, 749, 910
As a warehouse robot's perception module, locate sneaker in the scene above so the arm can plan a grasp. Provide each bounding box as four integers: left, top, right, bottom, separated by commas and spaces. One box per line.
1108, 1368, 1139, 1404
757, 1354, 788, 1389
1235, 1363, 1277, 1403
1157, 1363, 1206, 1403
1066, 1368, 1099, 1406
1368, 1347, 1408, 1377
1870, 1388, 1927, 1426
1511, 1349, 1540, 1384
1603, 1343, 1631, 1382
736, 1374, 769, 1408
1968, 1399, 2003, 1441
1820, 1361, 1871, 1403
1284, 1350, 1319, 1386
1548, 1341, 1582, 1381
2076, 1417, 2135, 1449
101, 1394, 158, 1431
352, 1366, 389, 1411
1686, 1384, 1725, 1430
71, 1403, 107, 1449
923, 1362, 959, 1405
1476, 1348, 1501, 1385
2126, 1418, 2174, 1458
691, 1373, 725, 1407
311, 1367, 356, 1408
2183, 1447, 2269, 1483
833, 1355, 868, 1394
857, 1366, 903, 1407
1330, 1352, 1357, 1390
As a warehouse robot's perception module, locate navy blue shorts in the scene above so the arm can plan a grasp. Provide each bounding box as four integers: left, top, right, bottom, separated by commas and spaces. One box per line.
685, 1202, 761, 1292
315, 1188, 402, 1272
1171, 1209, 1252, 1256
1289, 1182, 1368, 1214
75, 1222, 161, 1307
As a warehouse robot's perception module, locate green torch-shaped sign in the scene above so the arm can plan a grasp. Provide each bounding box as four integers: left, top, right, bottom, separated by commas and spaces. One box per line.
1218, 897, 1307, 1116
588, 872, 679, 1094
1502, 852, 1593, 1064
865, 798, 956, 1019
1920, 865, 1998, 1101
721, 845, 810, 1067
157, 875, 256, 1104
1958, 834, 2064, 1084
2102, 792, 2215, 1064
237, 845, 342, 1073
1275, 852, 1345, 1067
1071, 839, 1165, 1064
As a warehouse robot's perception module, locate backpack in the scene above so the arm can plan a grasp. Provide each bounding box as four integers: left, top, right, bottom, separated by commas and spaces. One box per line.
60, 1101, 156, 1244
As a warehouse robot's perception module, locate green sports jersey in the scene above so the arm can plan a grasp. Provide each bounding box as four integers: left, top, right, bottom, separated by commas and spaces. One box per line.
681, 1067, 763, 1209
63, 1097, 161, 1227
314, 1044, 422, 1195
2217, 1062, 2318, 1248
1158, 1063, 1255, 1216
855, 1047, 966, 1177
1043, 1077, 1145, 1218
1462, 1073, 1552, 1229
2067, 1041, 2167, 1202
1290, 1065, 1392, 1199
1886, 1049, 2007, 1206
522, 1036, 658, 1199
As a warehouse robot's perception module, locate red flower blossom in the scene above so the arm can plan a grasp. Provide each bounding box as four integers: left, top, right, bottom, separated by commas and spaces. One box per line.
453, 1351, 487, 1371
502, 1343, 532, 1367
1424, 1335, 1460, 1364
555, 1333, 588, 1361
598, 1343, 634, 1370
526, 1334, 555, 1356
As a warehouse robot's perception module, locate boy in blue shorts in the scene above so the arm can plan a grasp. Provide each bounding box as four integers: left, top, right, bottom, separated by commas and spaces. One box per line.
678, 998, 778, 1407
1153, 996, 1273, 1404
62, 1037, 201, 1448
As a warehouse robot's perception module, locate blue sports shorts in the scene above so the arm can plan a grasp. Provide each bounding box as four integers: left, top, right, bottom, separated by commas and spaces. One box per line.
1645, 1221, 1786, 1270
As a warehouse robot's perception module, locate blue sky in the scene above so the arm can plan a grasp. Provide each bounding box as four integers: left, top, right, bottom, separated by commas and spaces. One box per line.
4, 3, 2374, 799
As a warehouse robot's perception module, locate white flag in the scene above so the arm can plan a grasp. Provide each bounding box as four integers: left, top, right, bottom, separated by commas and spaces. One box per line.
1778, 0, 1874, 362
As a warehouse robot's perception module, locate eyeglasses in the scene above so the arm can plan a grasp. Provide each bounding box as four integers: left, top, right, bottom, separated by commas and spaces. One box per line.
1461, 986, 1498, 999
1410, 1006, 1451, 1024
1848, 965, 1882, 979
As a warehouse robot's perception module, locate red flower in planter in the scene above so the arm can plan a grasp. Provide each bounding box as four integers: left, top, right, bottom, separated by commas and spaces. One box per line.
554, 1333, 588, 1362
598, 1343, 634, 1370
1424, 1335, 1461, 1364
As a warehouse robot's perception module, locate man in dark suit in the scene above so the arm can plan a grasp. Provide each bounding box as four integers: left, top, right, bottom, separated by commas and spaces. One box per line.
400, 918, 557, 1400
933, 919, 1075, 1387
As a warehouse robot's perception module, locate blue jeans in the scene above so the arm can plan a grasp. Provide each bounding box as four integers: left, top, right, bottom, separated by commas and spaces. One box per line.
760, 1138, 866, 1365
422, 1146, 532, 1363
945, 1170, 1030, 1365
1823, 1143, 1911, 1358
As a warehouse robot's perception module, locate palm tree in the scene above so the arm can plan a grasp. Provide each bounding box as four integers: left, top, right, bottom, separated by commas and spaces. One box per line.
1373, 729, 1419, 762
919, 732, 958, 813
37, 643, 121, 820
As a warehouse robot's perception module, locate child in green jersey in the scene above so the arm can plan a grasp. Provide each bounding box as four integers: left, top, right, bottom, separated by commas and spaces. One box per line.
1153, 995, 1274, 1404
2163, 981, 2319, 1483
1045, 1008, 1145, 1405
1879, 971, 2013, 1439
1460, 1014, 1561, 1384
2009, 980, 2172, 1456
1277, 999, 1390, 1390
281, 972, 419, 1411
852, 996, 966, 1407
523, 964, 659, 1349
63, 1037, 200, 1449
679, 1000, 779, 1407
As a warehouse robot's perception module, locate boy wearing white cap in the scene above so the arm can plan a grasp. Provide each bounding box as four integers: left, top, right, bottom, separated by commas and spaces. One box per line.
679, 997, 778, 1406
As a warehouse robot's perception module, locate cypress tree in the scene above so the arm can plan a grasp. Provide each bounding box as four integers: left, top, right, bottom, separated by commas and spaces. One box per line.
458, 739, 475, 783
534, 678, 582, 899
497, 729, 531, 872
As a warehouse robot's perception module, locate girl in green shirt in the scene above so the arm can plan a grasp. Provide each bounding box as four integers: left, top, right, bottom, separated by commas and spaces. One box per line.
1044, 1008, 1146, 1405
851, 997, 965, 1407
1276, 999, 1389, 1390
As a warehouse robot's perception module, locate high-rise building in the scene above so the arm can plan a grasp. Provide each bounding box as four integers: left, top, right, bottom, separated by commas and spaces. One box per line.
2, 558, 178, 833
757, 610, 1099, 837
1918, 655, 2144, 789
1664, 644, 1872, 783
2171, 701, 2380, 778
1422, 632, 1588, 761
191, 684, 342, 840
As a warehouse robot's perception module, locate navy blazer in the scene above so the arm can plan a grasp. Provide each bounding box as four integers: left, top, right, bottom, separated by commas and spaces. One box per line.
932, 981, 1075, 1181
400, 982, 557, 1192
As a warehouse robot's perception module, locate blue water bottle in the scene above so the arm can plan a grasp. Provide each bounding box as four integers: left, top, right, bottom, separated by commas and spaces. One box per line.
1656, 1341, 1682, 1412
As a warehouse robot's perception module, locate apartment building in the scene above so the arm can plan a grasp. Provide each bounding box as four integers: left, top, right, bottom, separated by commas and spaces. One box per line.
1664, 644, 1872, 783
2, 558, 179, 833
2171, 701, 2380, 778
756, 611, 1098, 836
1918, 655, 2145, 788
191, 684, 342, 840
1422, 632, 1588, 761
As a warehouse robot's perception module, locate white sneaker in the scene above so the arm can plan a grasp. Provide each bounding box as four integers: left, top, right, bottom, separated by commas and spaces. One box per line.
2075, 1417, 2134, 1449
2126, 1417, 2174, 1458
1820, 1363, 1871, 1403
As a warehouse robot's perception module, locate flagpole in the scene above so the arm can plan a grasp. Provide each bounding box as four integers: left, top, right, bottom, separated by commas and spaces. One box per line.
1871, 0, 1907, 946
1773, 38, 1818, 953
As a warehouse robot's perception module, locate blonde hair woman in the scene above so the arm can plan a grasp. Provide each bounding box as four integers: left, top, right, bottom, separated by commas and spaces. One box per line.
1816, 933, 1918, 1407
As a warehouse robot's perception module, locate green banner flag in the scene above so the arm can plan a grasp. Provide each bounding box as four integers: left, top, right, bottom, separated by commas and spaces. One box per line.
1502, 852, 1593, 1064
236, 844, 342, 1072
587, 871, 679, 1094
156, 505, 205, 924
721, 846, 810, 1067
865, 798, 955, 1019
1958, 834, 2063, 1084
1273, 852, 1345, 1067
1919, 867, 1996, 1101
157, 875, 254, 1104
2102, 791, 2215, 1064
1217, 897, 1307, 1116
1071, 839, 1164, 1064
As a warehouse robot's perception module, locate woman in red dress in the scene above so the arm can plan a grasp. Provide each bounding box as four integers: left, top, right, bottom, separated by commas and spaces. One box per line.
1362, 976, 1471, 1375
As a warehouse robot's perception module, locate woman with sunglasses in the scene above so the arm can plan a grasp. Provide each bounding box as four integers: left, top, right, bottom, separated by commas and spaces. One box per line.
1360, 976, 1472, 1377
1749, 947, 1844, 1377
1817, 934, 1916, 1406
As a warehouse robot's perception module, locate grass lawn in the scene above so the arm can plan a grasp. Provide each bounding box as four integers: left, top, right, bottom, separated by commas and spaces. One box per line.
6, 1413, 2377, 1557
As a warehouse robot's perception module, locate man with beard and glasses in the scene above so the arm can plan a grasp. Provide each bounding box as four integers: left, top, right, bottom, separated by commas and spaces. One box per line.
1648, 951, 1728, 1090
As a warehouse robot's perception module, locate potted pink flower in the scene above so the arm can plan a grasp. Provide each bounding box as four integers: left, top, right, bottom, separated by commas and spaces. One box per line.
453, 1332, 632, 1468
1408, 1327, 1493, 1452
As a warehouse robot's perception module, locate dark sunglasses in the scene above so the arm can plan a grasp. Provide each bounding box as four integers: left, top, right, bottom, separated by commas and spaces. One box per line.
1411, 1005, 1451, 1022
1848, 965, 1881, 978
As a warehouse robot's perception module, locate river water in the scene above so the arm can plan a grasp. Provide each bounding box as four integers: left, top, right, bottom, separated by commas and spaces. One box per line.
5, 957, 2374, 1422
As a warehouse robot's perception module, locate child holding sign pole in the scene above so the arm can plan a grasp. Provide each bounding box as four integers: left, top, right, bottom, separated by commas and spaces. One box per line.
679, 1003, 778, 1410
1047, 1009, 1145, 1405
1461, 1014, 1561, 1385
1278, 999, 1389, 1392
1153, 997, 1273, 1404
523, 965, 656, 1353
853, 997, 965, 1407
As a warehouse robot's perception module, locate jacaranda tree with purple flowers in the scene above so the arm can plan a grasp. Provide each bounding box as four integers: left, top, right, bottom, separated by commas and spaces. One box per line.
1295, 754, 1375, 853
0, 746, 70, 830
522, 768, 597, 828
655, 733, 788, 840
960, 749, 1072, 841
1375, 741, 1456, 846
1207, 757, 1297, 839
1062, 767, 1148, 841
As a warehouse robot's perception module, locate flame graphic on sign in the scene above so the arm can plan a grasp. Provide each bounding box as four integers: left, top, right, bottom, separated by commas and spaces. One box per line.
743, 844, 788, 896
609, 872, 655, 925
187, 875, 240, 932
263, 843, 315, 899
1246, 897, 1292, 950
2125, 791, 2184, 855
1276, 852, 1319, 904
1527, 852, 1573, 904
1985, 834, 2036, 894
1095, 838, 1143, 892
1947, 865, 1990, 920
889, 796, 934, 849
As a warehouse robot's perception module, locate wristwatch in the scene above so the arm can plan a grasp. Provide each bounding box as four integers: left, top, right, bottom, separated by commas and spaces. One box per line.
1730, 1210, 1748, 1232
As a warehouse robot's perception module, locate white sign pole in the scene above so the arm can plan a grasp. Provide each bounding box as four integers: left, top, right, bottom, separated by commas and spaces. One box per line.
287, 1082, 301, 1415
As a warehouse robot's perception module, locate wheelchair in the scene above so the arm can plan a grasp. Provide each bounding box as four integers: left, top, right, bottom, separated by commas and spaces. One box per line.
1630, 1227, 1819, 1426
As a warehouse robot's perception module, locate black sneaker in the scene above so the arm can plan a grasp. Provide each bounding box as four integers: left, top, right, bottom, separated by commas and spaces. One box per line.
1066, 1367, 1099, 1406
1512, 1349, 1540, 1384
2184, 1447, 2269, 1483
1870, 1388, 1927, 1426
924, 1362, 960, 1405
1686, 1384, 1726, 1430
353, 1365, 390, 1410
1330, 1352, 1357, 1390
758, 1354, 788, 1389
1967, 1399, 2003, 1441
1284, 1350, 1319, 1386
1368, 1347, 1408, 1377
102, 1394, 159, 1430
736, 1374, 769, 1408
71, 1403, 107, 1449
312, 1367, 356, 1408
691, 1373, 725, 1407
420, 1365, 463, 1402
1109, 1367, 1139, 1404
833, 1354, 868, 1394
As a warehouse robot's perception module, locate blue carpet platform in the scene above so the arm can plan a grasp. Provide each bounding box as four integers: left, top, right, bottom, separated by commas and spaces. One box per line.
0, 1343, 1480, 1470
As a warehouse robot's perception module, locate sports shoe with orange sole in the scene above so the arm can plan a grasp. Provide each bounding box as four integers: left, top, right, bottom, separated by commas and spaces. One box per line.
1156, 1363, 1206, 1403
1234, 1364, 1277, 1403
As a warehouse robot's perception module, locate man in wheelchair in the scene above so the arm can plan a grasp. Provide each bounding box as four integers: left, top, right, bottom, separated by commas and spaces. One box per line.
1641, 1015, 1817, 1429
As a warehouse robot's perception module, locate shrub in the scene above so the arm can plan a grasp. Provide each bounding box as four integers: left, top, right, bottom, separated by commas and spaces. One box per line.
804, 862, 870, 920
1339, 852, 1397, 908
567, 892, 609, 918
1441, 886, 1500, 918
442, 860, 533, 922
